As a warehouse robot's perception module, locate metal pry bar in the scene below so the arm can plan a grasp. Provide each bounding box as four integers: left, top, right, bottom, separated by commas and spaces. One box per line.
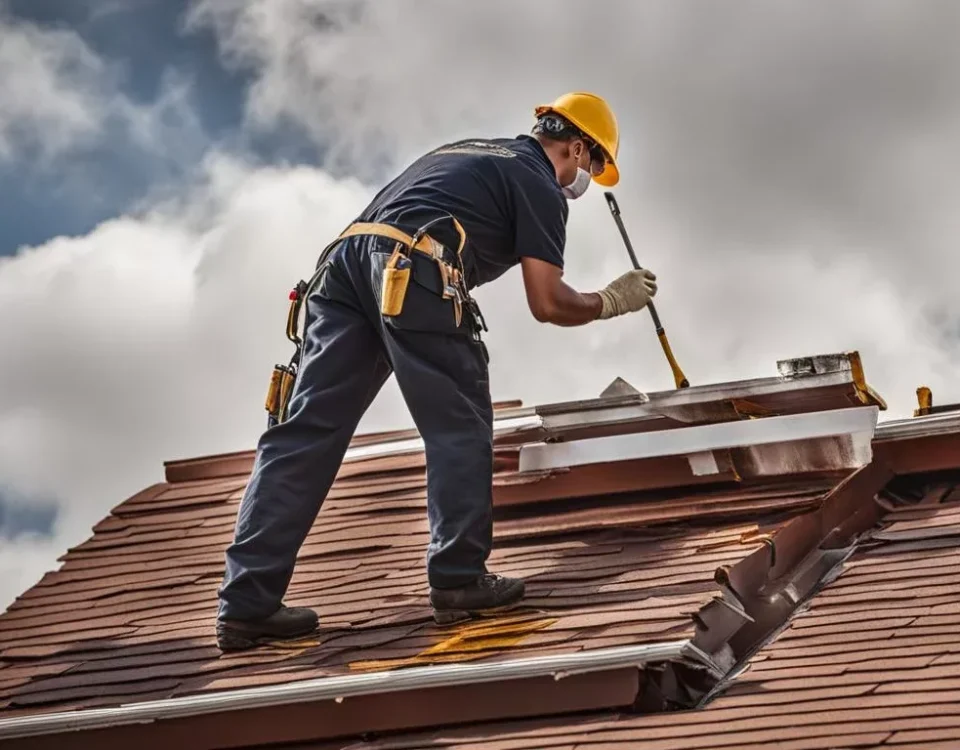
604, 191, 690, 389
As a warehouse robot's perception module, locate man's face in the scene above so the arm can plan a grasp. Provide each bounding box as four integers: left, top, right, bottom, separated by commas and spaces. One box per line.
560, 138, 605, 186
584, 139, 606, 178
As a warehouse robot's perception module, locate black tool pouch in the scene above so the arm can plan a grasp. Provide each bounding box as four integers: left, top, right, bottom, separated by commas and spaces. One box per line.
372, 250, 468, 336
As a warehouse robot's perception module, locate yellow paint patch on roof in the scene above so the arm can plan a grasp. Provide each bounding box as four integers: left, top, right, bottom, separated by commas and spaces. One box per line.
348, 613, 557, 672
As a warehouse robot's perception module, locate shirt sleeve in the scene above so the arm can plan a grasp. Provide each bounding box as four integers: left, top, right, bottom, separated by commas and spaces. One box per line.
509, 168, 568, 269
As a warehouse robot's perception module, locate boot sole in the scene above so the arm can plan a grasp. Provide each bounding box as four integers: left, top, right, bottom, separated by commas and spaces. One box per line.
432, 603, 521, 626
216, 622, 318, 652
431, 583, 527, 626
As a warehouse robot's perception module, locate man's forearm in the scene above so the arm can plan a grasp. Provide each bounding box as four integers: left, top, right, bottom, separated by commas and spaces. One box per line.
519, 256, 610, 326
537, 280, 603, 327
519, 254, 658, 327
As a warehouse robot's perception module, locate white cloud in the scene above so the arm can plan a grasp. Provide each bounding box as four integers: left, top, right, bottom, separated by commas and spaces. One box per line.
0, 535, 62, 605
0, 9, 111, 161
0, 153, 405, 609
0, 7, 206, 173
185, 0, 960, 399
5, 0, 960, 610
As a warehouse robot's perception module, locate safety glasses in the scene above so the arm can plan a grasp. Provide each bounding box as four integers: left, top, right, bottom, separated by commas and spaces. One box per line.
584, 139, 607, 175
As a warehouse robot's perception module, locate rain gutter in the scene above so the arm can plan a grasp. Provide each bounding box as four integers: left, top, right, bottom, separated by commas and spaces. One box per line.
0, 640, 703, 740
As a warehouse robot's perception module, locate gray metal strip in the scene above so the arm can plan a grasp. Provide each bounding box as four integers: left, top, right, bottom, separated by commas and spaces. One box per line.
874, 410, 960, 441
0, 640, 690, 739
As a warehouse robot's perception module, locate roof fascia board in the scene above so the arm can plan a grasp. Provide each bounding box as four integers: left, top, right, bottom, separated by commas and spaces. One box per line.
519, 406, 879, 473
0, 640, 692, 741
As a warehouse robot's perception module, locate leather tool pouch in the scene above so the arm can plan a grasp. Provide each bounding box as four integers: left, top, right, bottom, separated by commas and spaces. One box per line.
265, 364, 297, 426
380, 243, 412, 316
373, 248, 466, 336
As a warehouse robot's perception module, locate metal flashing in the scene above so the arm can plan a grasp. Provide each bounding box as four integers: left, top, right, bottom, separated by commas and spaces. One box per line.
599, 377, 648, 399
874, 410, 960, 441
0, 641, 691, 741
538, 373, 863, 436
519, 406, 880, 473
161, 352, 892, 484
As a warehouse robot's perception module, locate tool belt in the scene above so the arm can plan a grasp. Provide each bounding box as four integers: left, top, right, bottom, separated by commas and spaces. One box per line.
264, 215, 488, 427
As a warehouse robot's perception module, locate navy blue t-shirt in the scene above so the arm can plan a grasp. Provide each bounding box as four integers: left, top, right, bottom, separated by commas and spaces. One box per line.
355, 135, 568, 290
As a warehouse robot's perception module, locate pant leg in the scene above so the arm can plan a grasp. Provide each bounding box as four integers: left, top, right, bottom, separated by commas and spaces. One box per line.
387, 325, 494, 589
218, 248, 391, 620
348, 237, 495, 590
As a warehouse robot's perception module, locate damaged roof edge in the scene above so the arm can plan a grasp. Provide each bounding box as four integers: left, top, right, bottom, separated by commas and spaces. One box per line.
519, 406, 879, 473
537, 350, 880, 418
0, 640, 696, 741
161, 351, 880, 482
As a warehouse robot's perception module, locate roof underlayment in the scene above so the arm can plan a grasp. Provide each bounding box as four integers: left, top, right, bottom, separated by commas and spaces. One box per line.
1, 350, 960, 749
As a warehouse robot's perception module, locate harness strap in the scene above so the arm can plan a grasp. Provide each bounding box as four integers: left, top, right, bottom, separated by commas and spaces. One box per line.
289, 216, 472, 348
339, 219, 467, 260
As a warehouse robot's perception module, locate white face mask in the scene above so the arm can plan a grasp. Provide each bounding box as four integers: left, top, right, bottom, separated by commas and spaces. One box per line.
561, 167, 592, 200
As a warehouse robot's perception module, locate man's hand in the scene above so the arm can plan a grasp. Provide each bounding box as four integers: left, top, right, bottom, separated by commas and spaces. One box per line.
596, 268, 657, 319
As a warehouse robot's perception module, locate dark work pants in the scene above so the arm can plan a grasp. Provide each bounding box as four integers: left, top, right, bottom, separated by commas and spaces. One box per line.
217, 235, 494, 621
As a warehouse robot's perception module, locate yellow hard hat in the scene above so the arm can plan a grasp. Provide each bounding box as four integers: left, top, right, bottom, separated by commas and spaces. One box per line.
534, 91, 620, 186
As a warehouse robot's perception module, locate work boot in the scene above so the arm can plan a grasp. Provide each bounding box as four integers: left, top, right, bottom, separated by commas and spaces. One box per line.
429, 573, 526, 625
216, 606, 319, 651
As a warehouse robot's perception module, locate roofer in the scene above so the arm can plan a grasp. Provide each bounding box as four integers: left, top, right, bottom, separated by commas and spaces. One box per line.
215, 92, 659, 650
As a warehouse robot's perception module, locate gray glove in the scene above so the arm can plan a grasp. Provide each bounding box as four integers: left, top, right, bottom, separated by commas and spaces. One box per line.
597, 268, 658, 319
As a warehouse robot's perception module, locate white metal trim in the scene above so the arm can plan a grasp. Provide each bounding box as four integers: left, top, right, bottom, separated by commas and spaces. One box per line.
0, 640, 691, 739
874, 410, 960, 441
519, 406, 879, 473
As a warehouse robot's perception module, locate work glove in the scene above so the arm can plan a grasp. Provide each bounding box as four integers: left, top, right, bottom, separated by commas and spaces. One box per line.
597, 268, 658, 319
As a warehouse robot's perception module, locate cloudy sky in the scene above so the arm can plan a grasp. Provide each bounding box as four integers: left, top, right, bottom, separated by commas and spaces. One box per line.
2, 0, 959, 611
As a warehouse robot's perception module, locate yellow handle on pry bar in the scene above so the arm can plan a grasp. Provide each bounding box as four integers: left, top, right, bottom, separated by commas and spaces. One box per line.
657, 329, 689, 389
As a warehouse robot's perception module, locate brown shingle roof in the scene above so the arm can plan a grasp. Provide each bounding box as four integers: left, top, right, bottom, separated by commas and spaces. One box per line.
348, 481, 960, 750
3, 351, 960, 748
0, 447, 827, 715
